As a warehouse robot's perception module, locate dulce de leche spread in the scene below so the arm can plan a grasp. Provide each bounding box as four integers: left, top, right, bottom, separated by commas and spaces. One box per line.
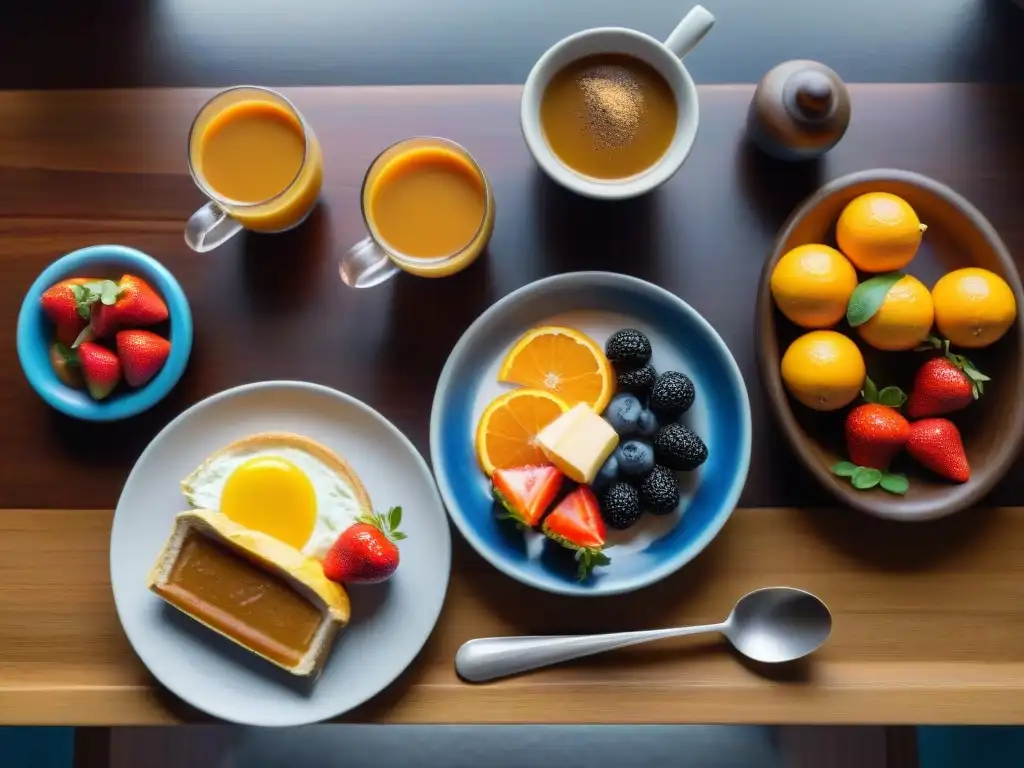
154, 531, 322, 668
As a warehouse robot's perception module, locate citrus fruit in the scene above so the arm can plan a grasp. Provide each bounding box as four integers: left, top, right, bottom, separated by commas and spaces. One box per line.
498, 326, 614, 412
770, 243, 858, 328
856, 274, 934, 351
932, 267, 1017, 349
836, 192, 926, 272
781, 330, 866, 412
475, 388, 570, 476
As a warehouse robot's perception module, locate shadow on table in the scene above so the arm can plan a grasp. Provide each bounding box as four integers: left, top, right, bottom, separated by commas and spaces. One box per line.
531, 169, 665, 277
735, 140, 824, 240
799, 502, 998, 572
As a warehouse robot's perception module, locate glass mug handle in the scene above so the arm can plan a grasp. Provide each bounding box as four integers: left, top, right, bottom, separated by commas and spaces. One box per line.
184, 201, 244, 253
339, 237, 400, 289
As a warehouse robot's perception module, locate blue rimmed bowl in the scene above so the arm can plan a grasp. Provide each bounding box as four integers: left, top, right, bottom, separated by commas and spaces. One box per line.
430, 272, 752, 596
17, 245, 193, 421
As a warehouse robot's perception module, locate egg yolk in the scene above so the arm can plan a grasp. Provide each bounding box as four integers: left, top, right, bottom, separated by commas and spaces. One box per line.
220, 456, 317, 550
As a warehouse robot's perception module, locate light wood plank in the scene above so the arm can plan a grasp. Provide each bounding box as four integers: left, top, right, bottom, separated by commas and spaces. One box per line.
0, 507, 1021, 724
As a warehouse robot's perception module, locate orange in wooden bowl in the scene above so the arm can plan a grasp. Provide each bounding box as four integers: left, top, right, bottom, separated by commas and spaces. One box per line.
756, 169, 1024, 520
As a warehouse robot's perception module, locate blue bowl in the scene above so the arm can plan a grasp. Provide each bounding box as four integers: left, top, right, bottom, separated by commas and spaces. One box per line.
16, 245, 193, 421
430, 272, 752, 596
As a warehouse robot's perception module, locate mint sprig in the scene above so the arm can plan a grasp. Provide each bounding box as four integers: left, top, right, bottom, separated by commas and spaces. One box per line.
831, 462, 909, 495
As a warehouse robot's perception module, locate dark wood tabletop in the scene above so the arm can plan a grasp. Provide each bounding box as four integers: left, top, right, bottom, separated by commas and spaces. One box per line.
3, 84, 1023, 512
1, 84, 1023, 725
4, 1, 1024, 90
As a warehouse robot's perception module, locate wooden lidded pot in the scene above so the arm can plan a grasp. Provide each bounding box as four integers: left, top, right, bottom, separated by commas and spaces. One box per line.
747, 60, 851, 161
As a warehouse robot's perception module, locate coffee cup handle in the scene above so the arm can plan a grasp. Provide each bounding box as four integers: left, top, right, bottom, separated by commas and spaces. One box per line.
184, 201, 244, 253
664, 5, 715, 59
339, 236, 400, 289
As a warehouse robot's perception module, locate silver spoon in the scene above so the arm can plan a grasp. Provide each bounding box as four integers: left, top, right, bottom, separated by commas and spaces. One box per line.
455, 587, 832, 683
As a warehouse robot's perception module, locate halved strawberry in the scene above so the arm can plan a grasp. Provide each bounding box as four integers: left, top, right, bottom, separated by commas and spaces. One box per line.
491, 465, 564, 527
541, 486, 610, 580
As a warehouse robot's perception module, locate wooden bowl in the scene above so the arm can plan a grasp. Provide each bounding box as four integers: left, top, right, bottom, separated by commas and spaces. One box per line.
756, 169, 1024, 520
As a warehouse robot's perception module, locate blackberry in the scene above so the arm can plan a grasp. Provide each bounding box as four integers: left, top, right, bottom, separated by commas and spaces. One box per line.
605, 329, 652, 369
600, 481, 642, 530
616, 363, 657, 397
654, 423, 708, 471
649, 371, 695, 418
640, 465, 680, 514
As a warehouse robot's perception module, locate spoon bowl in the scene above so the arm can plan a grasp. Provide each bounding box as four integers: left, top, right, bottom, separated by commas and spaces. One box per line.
724, 587, 832, 664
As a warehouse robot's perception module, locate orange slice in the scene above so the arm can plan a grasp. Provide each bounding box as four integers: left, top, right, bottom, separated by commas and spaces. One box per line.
497, 326, 614, 412
475, 388, 570, 476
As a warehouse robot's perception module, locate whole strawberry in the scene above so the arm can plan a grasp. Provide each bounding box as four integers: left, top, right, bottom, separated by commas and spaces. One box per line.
845, 403, 910, 470
76, 342, 121, 400
40, 278, 93, 327
322, 507, 406, 584
90, 274, 169, 337
832, 377, 911, 495
116, 330, 171, 387
908, 337, 989, 418
907, 418, 970, 483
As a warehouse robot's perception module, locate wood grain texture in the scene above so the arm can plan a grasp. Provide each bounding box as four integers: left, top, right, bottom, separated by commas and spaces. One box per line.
2, 85, 1024, 512
1, 506, 1022, 725
2, 85, 1024, 725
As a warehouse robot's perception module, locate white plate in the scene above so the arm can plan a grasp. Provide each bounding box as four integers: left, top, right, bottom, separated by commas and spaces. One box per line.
110, 381, 451, 726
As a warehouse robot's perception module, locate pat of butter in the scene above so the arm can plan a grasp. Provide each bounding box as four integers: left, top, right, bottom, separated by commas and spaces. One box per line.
536, 404, 619, 485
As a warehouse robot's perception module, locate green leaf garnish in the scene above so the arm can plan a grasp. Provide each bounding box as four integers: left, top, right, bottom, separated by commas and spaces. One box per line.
880, 473, 910, 495
100, 281, 121, 305
877, 386, 907, 408
847, 272, 904, 327
851, 467, 882, 489
389, 506, 402, 530
862, 376, 879, 403
831, 461, 859, 478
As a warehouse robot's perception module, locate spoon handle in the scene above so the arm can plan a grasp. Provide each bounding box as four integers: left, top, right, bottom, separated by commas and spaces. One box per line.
455, 623, 726, 683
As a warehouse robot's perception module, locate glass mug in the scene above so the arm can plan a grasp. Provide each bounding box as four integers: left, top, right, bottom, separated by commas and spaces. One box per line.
185, 86, 323, 252
340, 137, 495, 288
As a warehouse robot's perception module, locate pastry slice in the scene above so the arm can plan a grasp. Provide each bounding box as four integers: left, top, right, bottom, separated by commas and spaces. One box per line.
148, 509, 349, 678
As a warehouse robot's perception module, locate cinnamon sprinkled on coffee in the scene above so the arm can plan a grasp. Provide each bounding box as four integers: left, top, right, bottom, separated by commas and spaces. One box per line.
577, 65, 645, 149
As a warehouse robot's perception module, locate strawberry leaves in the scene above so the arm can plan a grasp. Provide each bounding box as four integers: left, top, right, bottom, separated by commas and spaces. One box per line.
847, 272, 903, 327
916, 335, 990, 399
357, 506, 407, 542
862, 376, 906, 408
831, 462, 909, 495
574, 547, 611, 581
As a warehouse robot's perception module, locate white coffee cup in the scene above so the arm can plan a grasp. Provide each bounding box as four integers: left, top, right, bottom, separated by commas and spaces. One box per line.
521, 6, 715, 200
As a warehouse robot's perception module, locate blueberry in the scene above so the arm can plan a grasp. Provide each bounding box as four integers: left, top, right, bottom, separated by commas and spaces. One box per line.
593, 453, 620, 490
615, 439, 656, 478
637, 409, 660, 438
603, 393, 642, 436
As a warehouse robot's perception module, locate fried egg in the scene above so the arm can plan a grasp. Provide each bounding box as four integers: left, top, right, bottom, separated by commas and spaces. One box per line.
181, 433, 371, 560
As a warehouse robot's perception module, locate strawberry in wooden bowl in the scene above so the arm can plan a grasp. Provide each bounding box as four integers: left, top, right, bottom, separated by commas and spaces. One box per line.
17, 245, 192, 421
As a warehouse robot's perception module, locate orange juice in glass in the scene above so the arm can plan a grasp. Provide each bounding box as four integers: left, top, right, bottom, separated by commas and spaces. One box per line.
340, 137, 495, 288
185, 86, 323, 252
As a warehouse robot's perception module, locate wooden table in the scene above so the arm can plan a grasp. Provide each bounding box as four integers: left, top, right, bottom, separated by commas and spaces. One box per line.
1, 84, 1022, 725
